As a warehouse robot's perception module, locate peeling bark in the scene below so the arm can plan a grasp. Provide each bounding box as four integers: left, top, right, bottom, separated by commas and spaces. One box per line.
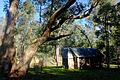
0, 0, 19, 77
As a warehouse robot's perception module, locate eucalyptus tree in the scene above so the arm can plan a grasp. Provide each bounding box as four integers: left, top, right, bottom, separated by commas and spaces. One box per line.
93, 2, 120, 68
0, 0, 100, 78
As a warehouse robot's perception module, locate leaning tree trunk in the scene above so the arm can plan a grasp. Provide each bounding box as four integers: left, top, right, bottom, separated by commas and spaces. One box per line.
8, 0, 76, 77
9, 36, 48, 77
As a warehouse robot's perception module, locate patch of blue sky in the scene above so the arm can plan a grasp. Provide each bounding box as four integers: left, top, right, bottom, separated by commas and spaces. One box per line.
0, 0, 6, 17
73, 18, 94, 29
78, 0, 89, 4
33, 1, 52, 22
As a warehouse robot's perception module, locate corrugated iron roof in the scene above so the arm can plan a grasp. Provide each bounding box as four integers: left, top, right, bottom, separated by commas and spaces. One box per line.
61, 48, 104, 58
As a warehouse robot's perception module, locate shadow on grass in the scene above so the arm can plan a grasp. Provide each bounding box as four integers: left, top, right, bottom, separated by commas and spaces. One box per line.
0, 67, 120, 80
23, 67, 120, 80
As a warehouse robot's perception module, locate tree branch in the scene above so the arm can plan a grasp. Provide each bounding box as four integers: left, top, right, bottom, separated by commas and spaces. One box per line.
69, 0, 99, 19
42, 0, 76, 37
33, 0, 99, 44
75, 26, 93, 48
51, 18, 67, 32
46, 33, 72, 42
50, 1, 100, 32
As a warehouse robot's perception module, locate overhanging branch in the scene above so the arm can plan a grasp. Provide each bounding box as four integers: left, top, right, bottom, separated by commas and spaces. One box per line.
50, 0, 100, 32
51, 18, 67, 32
75, 26, 92, 48
68, 0, 100, 19
46, 33, 72, 42
34, 0, 100, 44
43, 0, 76, 35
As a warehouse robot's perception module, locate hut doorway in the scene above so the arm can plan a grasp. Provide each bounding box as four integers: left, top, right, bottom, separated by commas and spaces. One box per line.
73, 57, 78, 69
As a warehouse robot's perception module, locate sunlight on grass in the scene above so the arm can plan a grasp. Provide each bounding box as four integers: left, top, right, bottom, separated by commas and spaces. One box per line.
103, 64, 120, 68
43, 67, 80, 75
27, 67, 120, 80
110, 64, 120, 68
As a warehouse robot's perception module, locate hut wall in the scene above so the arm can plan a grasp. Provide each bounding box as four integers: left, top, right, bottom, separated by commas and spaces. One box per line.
77, 58, 80, 68
68, 58, 74, 69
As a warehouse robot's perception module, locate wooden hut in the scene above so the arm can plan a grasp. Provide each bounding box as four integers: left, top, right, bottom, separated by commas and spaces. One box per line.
61, 48, 104, 69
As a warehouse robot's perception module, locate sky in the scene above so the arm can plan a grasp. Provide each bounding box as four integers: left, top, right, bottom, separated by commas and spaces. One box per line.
0, 0, 6, 17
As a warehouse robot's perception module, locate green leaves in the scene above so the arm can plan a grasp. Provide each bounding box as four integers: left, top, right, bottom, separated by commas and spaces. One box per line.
20, 1, 35, 19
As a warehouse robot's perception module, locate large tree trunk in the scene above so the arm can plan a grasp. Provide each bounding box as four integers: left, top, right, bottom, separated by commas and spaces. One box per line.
9, 35, 48, 77
0, 0, 19, 78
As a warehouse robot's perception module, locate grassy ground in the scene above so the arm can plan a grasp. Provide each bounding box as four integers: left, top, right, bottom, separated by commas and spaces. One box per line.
25, 67, 120, 80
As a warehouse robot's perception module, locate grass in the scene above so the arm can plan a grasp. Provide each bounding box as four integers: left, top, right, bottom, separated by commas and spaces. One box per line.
103, 64, 120, 68
25, 66, 120, 80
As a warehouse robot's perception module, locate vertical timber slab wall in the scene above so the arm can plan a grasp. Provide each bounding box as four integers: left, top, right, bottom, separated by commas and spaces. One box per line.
68, 58, 74, 69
